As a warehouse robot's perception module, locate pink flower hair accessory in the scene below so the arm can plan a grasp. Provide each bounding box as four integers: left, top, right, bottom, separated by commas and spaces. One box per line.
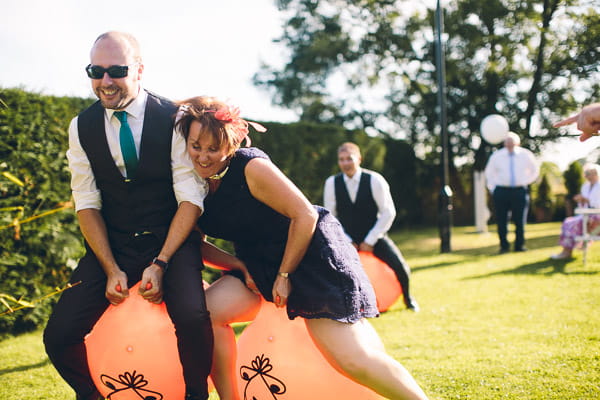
208, 104, 266, 147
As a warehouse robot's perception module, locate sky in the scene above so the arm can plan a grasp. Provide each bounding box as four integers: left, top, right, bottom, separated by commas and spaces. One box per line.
0, 0, 297, 122
1, 0, 596, 171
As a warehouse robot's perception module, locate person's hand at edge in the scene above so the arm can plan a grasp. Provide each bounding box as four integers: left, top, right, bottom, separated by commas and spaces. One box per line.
554, 103, 600, 142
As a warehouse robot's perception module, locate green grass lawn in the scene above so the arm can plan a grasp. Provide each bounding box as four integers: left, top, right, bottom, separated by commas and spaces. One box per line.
1, 222, 599, 399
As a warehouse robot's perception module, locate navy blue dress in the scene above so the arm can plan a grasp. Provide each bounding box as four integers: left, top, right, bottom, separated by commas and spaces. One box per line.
198, 147, 378, 322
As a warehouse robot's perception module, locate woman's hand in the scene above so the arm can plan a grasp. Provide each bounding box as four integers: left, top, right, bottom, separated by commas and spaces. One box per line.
242, 268, 260, 295
272, 274, 292, 308
574, 194, 589, 206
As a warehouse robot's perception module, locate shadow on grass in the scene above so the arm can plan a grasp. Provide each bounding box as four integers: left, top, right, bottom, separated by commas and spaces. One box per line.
410, 234, 561, 273
0, 358, 50, 376
411, 260, 469, 272
452, 234, 559, 256
465, 258, 600, 279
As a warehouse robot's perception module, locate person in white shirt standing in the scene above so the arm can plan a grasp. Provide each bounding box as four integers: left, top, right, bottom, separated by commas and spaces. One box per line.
324, 142, 419, 311
485, 132, 540, 253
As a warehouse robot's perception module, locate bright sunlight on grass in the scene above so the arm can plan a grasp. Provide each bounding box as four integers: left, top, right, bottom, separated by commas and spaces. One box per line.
1, 222, 598, 399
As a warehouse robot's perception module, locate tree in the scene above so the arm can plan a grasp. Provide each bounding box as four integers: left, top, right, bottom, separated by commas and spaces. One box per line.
563, 161, 584, 199
256, 0, 599, 162
533, 173, 554, 222
563, 161, 584, 216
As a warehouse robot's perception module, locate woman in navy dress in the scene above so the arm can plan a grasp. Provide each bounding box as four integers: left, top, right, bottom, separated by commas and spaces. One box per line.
175, 96, 428, 400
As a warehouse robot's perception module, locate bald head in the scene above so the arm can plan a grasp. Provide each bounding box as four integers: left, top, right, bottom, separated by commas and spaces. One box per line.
88, 31, 144, 110
337, 142, 361, 158
91, 31, 142, 64
504, 132, 521, 152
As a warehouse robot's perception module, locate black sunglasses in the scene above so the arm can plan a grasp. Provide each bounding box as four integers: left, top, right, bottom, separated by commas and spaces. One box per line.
85, 63, 136, 79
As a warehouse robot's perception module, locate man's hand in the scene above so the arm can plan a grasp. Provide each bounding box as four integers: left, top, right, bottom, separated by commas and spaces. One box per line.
106, 269, 129, 305
139, 264, 165, 304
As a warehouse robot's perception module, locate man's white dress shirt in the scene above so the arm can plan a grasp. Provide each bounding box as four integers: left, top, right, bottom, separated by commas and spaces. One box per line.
484, 146, 540, 192
67, 89, 206, 212
323, 167, 396, 246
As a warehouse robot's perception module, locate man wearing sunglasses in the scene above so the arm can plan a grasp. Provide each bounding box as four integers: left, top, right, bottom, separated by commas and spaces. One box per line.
43, 31, 213, 400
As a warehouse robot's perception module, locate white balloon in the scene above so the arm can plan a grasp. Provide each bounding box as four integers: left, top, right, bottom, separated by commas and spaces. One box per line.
480, 114, 509, 144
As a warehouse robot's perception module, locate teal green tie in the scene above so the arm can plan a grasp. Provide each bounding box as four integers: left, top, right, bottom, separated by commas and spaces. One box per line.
114, 111, 138, 179
509, 152, 515, 187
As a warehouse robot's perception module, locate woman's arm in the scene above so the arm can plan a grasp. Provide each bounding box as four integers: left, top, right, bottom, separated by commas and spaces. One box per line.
201, 238, 259, 294
245, 157, 318, 307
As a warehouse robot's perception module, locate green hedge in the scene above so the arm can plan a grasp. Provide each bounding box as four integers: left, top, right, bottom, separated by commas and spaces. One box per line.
0, 87, 465, 335
249, 120, 387, 204
0, 88, 93, 337
249, 121, 426, 226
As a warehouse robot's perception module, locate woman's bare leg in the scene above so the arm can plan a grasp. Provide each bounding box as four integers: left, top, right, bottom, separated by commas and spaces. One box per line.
305, 318, 428, 400
206, 275, 261, 400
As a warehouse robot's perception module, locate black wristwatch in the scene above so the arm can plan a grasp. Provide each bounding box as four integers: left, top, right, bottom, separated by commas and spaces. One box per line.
152, 257, 169, 271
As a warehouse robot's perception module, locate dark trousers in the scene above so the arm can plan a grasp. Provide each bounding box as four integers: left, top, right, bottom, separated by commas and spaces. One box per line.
373, 235, 412, 303
492, 186, 529, 250
43, 230, 213, 400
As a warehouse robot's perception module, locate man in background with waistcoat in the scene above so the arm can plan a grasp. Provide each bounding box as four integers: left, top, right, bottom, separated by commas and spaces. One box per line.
323, 142, 419, 311
484, 132, 540, 254
43, 32, 213, 400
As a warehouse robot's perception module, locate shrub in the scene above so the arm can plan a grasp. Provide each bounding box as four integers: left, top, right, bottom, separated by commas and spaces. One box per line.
532, 174, 554, 222
563, 161, 584, 200
0, 88, 92, 337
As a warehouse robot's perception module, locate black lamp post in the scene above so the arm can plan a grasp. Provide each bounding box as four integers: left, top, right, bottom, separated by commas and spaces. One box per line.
435, 0, 453, 253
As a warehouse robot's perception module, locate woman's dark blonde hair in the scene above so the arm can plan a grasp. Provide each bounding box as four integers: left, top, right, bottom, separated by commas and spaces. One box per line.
174, 96, 241, 157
